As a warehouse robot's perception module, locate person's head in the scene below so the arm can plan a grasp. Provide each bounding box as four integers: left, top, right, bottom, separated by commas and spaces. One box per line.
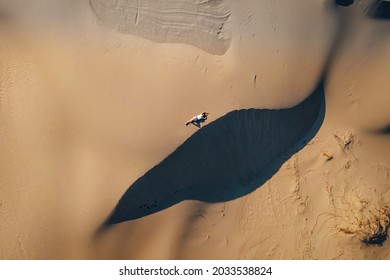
202, 112, 209, 117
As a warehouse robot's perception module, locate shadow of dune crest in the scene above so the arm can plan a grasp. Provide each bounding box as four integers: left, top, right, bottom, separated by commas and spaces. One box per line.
370, 1, 390, 20
377, 125, 390, 134
108, 81, 326, 224
334, 0, 354, 7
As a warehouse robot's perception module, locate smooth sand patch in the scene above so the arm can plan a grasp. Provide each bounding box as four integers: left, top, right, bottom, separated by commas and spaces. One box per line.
1, 0, 390, 259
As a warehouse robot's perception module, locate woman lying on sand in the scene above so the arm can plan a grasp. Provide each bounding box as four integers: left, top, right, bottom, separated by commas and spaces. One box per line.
185, 112, 209, 127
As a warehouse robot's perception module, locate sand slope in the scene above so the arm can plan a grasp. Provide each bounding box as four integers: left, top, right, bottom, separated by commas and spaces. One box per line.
108, 82, 324, 223
1, 0, 390, 259
90, 0, 232, 54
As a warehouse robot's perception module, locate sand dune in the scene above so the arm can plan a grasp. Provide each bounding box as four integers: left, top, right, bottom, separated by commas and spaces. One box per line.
90, 0, 232, 54
1, 0, 390, 259
108, 81, 324, 223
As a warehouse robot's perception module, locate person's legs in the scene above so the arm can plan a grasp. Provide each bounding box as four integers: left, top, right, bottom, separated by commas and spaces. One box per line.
185, 116, 197, 126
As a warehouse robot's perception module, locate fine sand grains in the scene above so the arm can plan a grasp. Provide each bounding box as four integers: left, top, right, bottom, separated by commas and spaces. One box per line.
1, 0, 390, 260
89, 0, 232, 54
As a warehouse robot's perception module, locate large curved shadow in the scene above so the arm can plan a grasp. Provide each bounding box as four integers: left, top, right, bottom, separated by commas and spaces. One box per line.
370, 1, 390, 20
108, 81, 325, 223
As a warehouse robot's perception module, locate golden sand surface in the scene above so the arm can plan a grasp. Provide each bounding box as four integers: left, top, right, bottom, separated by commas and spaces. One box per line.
1, 0, 389, 259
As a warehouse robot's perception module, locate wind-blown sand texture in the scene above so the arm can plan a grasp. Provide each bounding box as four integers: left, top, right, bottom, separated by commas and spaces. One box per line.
90, 0, 232, 54
1, 0, 390, 259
